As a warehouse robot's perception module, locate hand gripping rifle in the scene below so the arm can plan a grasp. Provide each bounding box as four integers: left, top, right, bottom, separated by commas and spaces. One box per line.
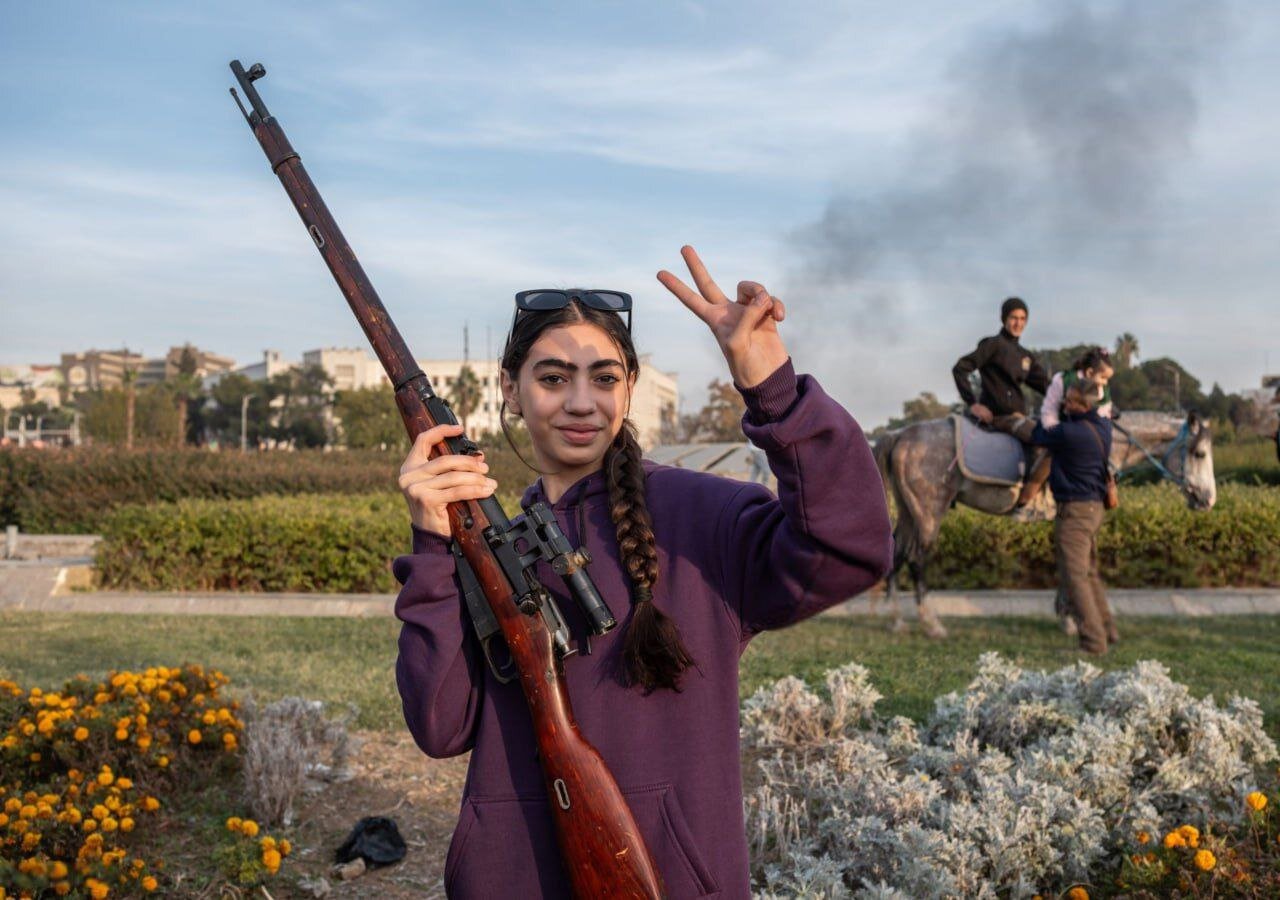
228, 60, 665, 898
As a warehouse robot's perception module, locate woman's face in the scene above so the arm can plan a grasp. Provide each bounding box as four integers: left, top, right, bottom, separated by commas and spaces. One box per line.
501, 322, 636, 475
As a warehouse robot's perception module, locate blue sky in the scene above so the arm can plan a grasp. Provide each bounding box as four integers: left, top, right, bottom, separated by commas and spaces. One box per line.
1, 0, 1277, 425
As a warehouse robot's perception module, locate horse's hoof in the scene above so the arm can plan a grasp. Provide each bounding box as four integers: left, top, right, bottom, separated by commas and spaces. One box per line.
890, 618, 911, 634
922, 618, 948, 640
1060, 616, 1078, 637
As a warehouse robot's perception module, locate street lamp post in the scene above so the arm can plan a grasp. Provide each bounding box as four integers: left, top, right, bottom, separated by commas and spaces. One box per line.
240, 394, 254, 452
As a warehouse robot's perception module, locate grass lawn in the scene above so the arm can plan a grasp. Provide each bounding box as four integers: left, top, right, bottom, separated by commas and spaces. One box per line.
2, 611, 1277, 738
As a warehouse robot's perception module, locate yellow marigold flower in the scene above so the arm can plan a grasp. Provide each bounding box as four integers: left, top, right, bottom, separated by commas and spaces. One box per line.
92, 804, 109, 821
97, 769, 114, 787
66, 808, 82, 824
19, 804, 37, 820
1136, 830, 1150, 845
114, 728, 129, 741
1163, 831, 1186, 849
1066, 888, 1089, 900
74, 726, 90, 741
101, 816, 119, 832
260, 836, 276, 851
120, 817, 135, 832
136, 735, 152, 750
22, 830, 42, 851
141, 876, 158, 892
50, 861, 68, 879
157, 755, 169, 768
0, 813, 7, 827
87, 878, 110, 899
1246, 791, 1268, 812
115, 777, 133, 791
1178, 824, 1200, 847
241, 819, 260, 837
279, 839, 291, 856
29, 751, 42, 762
187, 729, 202, 745
142, 796, 160, 812
262, 848, 282, 873
226, 816, 243, 832
55, 882, 72, 896
202, 711, 216, 726
5, 798, 21, 813
83, 818, 98, 832
1194, 849, 1215, 871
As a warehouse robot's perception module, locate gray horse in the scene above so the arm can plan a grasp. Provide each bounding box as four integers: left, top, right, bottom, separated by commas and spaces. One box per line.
873, 411, 1217, 637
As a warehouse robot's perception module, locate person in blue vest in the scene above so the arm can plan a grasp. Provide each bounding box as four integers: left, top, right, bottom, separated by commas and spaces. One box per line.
1019, 346, 1115, 507
1031, 383, 1118, 655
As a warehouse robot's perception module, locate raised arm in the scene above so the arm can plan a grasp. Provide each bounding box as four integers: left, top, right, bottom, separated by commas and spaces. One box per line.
715, 362, 892, 635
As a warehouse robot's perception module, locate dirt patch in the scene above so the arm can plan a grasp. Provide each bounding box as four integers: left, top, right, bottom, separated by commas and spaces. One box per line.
273, 731, 468, 899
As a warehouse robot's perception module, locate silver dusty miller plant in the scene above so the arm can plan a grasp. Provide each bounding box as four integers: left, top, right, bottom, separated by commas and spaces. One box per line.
743, 653, 1276, 899
240, 696, 358, 826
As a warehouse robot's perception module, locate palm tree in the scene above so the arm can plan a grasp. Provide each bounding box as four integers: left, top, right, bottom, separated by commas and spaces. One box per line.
449, 365, 483, 432
1114, 333, 1140, 370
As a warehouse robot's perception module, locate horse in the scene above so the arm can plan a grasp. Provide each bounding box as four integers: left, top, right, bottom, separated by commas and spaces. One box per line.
873, 410, 1217, 638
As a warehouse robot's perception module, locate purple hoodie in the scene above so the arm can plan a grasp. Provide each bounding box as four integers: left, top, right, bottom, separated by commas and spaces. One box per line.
394, 360, 892, 898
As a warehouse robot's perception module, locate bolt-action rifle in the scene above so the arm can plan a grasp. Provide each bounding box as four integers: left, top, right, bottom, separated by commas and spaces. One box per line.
228, 60, 664, 898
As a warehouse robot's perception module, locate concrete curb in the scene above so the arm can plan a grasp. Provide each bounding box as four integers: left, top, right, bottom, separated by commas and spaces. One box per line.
831, 589, 1280, 618
3, 584, 1279, 618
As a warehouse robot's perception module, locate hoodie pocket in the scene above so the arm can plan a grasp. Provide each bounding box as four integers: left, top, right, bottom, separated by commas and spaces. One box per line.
444, 784, 721, 899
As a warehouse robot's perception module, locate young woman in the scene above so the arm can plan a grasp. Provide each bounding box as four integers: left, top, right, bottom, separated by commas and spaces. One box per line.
393, 246, 892, 898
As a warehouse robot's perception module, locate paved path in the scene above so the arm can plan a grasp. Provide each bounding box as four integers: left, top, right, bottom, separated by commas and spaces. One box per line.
2, 558, 1278, 618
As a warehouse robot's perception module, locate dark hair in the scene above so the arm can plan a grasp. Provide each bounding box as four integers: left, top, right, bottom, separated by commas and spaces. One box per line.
499, 299, 693, 692
1000, 296, 1028, 322
1070, 346, 1113, 374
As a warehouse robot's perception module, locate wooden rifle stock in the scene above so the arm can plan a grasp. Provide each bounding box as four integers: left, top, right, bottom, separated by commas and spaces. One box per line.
228, 60, 664, 898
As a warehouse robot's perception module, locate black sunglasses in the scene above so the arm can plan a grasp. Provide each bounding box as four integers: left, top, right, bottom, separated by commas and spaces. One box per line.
510, 289, 633, 335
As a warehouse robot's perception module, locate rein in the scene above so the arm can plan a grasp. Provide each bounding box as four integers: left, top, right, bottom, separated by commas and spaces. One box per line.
1113, 419, 1191, 492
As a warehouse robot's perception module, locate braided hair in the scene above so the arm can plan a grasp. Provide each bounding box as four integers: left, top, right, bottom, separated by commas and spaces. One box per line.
499, 299, 694, 692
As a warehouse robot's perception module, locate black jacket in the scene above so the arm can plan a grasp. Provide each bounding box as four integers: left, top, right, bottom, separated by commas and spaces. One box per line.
952, 328, 1049, 416
1031, 411, 1112, 503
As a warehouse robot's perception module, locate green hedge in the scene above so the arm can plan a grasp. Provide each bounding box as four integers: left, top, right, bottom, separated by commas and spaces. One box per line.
94, 484, 1280, 593
1, 436, 541, 534
928, 483, 1280, 589
96, 494, 410, 592
0, 447, 399, 534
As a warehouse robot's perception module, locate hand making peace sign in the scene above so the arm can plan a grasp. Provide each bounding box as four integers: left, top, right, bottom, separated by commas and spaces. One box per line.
657, 245, 790, 389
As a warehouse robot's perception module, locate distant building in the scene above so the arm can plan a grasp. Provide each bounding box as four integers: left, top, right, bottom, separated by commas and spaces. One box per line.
302, 347, 388, 392
135, 344, 235, 387
230, 350, 297, 384
0, 364, 65, 411
59, 348, 144, 392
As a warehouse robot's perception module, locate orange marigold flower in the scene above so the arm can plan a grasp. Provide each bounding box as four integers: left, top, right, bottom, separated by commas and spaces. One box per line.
226, 816, 243, 832
262, 848, 282, 873
241, 819, 260, 837
1163, 832, 1186, 849
1066, 888, 1089, 900
141, 876, 158, 892
1194, 849, 1216, 871
1136, 831, 1150, 845
74, 726, 90, 741
1246, 791, 1268, 812
1178, 824, 1200, 848
188, 729, 202, 744
279, 839, 292, 856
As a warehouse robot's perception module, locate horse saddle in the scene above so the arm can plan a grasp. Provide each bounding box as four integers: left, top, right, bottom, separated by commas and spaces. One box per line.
952, 415, 1025, 487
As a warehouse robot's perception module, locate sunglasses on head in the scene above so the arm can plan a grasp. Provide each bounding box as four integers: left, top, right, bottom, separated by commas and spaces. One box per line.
510, 289, 633, 336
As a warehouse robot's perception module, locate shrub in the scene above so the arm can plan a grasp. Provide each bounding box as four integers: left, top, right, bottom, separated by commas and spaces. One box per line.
927, 483, 1280, 589
93, 484, 1280, 593
95, 494, 411, 593
742, 654, 1278, 898
0, 666, 291, 897
240, 697, 355, 827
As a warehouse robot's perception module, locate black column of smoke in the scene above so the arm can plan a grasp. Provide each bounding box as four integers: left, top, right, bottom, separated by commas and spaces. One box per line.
790, 0, 1229, 342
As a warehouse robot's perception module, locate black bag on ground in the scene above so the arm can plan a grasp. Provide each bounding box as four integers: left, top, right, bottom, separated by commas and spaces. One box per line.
334, 816, 407, 867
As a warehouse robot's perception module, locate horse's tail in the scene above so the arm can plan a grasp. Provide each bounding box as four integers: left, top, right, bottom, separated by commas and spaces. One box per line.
873, 431, 918, 573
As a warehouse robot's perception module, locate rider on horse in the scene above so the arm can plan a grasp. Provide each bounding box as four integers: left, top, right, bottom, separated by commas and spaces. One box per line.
952, 296, 1049, 442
